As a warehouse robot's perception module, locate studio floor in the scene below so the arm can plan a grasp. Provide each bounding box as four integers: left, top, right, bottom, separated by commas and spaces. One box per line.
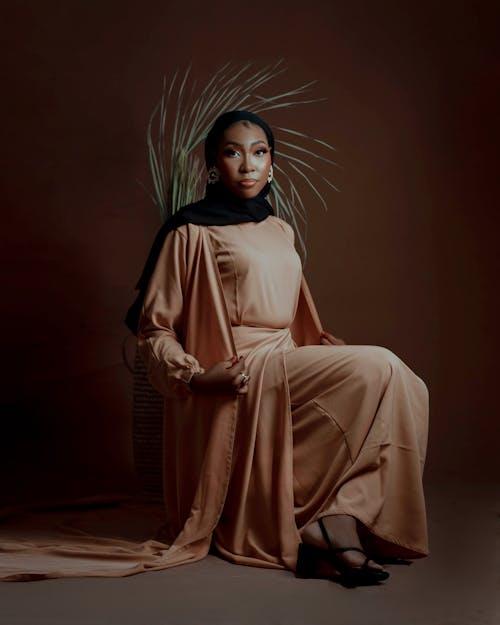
0, 478, 498, 625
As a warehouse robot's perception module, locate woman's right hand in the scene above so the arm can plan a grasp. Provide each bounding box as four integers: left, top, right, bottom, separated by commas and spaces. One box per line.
189, 356, 250, 395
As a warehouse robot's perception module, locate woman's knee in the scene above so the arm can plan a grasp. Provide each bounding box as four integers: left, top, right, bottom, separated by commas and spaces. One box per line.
350, 346, 401, 387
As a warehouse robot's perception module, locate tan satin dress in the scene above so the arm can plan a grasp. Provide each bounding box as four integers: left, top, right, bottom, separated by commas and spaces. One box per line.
0, 216, 428, 581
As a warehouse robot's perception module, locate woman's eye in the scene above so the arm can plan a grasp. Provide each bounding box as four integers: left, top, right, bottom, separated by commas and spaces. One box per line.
223, 149, 239, 157
255, 148, 269, 156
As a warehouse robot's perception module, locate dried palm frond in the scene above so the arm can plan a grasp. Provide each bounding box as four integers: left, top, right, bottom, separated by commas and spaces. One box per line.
146, 60, 339, 257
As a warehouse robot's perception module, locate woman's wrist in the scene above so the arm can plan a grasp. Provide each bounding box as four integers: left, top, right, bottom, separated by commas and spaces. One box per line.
189, 371, 203, 391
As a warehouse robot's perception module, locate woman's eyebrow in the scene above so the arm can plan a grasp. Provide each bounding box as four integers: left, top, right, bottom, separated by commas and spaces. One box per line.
223, 140, 268, 147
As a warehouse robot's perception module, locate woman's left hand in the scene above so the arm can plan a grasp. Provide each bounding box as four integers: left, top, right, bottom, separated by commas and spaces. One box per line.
320, 330, 346, 346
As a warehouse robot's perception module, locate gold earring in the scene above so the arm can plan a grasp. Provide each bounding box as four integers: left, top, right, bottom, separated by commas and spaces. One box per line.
267, 165, 273, 183
207, 166, 220, 184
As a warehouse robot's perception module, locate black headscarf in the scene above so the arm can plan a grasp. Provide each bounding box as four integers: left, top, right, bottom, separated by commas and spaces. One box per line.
125, 110, 275, 335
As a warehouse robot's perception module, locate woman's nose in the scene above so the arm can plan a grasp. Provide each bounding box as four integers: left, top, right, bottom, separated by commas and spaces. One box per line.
239, 155, 254, 172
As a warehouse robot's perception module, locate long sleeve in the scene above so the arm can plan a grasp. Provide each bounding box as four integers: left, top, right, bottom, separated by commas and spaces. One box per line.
137, 227, 204, 398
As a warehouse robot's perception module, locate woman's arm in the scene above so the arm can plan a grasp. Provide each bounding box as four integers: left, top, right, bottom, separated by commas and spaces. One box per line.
138, 228, 204, 398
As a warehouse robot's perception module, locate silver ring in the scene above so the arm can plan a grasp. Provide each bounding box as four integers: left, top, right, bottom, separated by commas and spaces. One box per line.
239, 372, 250, 386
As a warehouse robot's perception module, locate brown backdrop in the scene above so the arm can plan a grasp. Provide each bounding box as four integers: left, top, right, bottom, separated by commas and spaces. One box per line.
2, 1, 498, 504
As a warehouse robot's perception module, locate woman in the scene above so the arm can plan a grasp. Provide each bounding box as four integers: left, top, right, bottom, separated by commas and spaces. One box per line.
133, 110, 429, 586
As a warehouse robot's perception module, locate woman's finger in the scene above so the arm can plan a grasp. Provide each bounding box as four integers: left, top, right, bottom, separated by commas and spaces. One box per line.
238, 371, 251, 386
224, 355, 239, 368
321, 330, 346, 346
230, 358, 246, 376
231, 369, 251, 394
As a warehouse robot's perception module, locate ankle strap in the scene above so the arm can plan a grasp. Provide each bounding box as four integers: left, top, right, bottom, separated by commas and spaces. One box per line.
317, 517, 334, 551
317, 518, 367, 557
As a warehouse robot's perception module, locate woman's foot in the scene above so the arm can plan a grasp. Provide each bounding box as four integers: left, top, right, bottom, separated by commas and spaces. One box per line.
301, 514, 386, 574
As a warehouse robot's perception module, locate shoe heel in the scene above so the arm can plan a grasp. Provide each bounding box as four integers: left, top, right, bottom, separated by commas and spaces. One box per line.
295, 542, 322, 579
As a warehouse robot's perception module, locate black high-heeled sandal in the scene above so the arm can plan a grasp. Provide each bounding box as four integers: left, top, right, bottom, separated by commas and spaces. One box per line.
296, 518, 389, 587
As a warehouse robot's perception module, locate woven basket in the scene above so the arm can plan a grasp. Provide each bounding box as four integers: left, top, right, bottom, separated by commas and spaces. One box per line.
131, 347, 165, 502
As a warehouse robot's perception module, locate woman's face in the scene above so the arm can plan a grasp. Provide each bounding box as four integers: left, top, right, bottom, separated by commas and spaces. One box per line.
215, 121, 272, 199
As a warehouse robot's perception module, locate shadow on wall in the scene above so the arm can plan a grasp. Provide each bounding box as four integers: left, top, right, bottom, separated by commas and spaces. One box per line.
1, 227, 139, 504
0, 364, 138, 506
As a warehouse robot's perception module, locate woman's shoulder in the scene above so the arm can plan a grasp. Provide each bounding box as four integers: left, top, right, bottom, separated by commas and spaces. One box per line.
267, 216, 295, 240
